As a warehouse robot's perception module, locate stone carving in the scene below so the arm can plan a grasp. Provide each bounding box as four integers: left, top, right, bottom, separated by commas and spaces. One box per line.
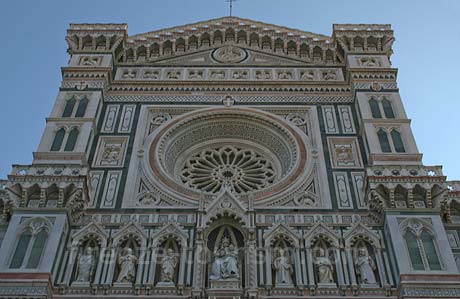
75, 247, 95, 283
137, 192, 160, 206
167, 70, 182, 79
231, 70, 249, 79
273, 248, 293, 286
301, 70, 315, 80
278, 70, 293, 80
359, 57, 380, 67
355, 247, 377, 285
210, 237, 239, 280
188, 70, 204, 79
210, 70, 226, 79
213, 46, 246, 63
116, 248, 138, 283
322, 70, 337, 81
181, 145, 276, 194
158, 248, 178, 285
102, 144, 121, 163
294, 191, 316, 207
79, 56, 101, 66
143, 70, 160, 79
255, 70, 271, 79
315, 247, 334, 284
122, 70, 137, 79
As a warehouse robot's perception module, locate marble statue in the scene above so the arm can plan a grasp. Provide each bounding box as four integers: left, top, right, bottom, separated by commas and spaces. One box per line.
315, 247, 334, 284
160, 248, 178, 283
355, 247, 377, 285
210, 237, 239, 280
116, 248, 138, 283
273, 248, 293, 286
75, 247, 95, 282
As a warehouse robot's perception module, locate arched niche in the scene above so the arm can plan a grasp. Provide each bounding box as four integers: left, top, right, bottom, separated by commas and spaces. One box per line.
205, 221, 246, 289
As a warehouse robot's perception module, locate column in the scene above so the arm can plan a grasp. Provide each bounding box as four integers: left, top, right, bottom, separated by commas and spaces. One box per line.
265, 247, 272, 287
334, 248, 345, 286
63, 245, 78, 286
306, 247, 315, 286
375, 248, 388, 287
135, 247, 146, 286
345, 248, 357, 286
94, 246, 107, 285
178, 246, 187, 287
147, 246, 158, 285
294, 248, 303, 286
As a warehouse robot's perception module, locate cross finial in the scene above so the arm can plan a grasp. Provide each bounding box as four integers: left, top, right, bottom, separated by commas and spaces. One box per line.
226, 0, 236, 16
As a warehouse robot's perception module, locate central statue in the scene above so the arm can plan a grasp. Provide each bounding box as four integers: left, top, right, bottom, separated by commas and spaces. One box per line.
209, 237, 239, 280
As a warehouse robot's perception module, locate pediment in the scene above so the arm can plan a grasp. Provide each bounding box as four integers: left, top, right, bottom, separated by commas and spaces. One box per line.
142, 45, 306, 66
205, 187, 247, 224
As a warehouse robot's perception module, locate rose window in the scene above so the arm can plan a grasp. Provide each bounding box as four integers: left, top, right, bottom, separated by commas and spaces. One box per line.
181, 146, 276, 194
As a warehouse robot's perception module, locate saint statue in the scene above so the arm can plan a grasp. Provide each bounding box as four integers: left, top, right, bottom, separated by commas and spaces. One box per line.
273, 248, 293, 286
209, 237, 239, 280
355, 247, 377, 285
75, 247, 95, 283
315, 247, 334, 284
116, 247, 138, 283
160, 248, 178, 283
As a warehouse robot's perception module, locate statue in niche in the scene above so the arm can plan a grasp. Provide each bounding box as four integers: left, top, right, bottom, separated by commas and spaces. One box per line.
355, 247, 377, 285
116, 247, 138, 283
273, 248, 293, 286
160, 248, 178, 284
75, 247, 95, 282
315, 247, 334, 284
210, 237, 239, 280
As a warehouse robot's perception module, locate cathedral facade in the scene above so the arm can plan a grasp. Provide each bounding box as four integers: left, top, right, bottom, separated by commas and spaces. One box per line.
0, 17, 459, 299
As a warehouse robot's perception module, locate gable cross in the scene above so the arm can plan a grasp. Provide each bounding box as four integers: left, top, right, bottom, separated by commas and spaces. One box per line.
226, 0, 236, 16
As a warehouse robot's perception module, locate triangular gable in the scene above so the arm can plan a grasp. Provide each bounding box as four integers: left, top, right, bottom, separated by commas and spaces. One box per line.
72, 222, 109, 247
343, 222, 381, 248
112, 222, 148, 246
151, 222, 188, 247
304, 222, 340, 248
140, 46, 307, 66
205, 187, 247, 224
129, 16, 329, 41
263, 223, 300, 247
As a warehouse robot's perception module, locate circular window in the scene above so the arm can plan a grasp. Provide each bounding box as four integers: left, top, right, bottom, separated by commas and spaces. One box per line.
148, 107, 308, 201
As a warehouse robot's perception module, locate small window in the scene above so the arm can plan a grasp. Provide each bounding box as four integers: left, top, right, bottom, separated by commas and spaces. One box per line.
75, 97, 89, 117
62, 98, 76, 117
26, 230, 47, 268
421, 231, 441, 270
391, 130, 405, 153
50, 128, 66, 151
382, 98, 395, 118
377, 129, 391, 153
405, 231, 424, 270
10, 232, 32, 269
64, 128, 79, 151
369, 99, 382, 118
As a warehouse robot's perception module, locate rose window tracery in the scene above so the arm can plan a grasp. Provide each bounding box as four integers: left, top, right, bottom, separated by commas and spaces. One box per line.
181, 146, 276, 194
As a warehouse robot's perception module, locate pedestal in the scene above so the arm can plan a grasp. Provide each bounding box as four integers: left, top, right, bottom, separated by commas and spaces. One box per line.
210, 278, 240, 289
207, 278, 242, 299
71, 281, 91, 288
156, 281, 176, 287
317, 282, 337, 288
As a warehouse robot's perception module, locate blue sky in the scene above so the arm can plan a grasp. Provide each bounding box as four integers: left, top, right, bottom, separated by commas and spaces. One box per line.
1, 0, 459, 180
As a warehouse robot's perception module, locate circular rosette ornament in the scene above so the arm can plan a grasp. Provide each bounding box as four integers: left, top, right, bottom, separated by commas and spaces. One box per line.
181, 146, 276, 194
